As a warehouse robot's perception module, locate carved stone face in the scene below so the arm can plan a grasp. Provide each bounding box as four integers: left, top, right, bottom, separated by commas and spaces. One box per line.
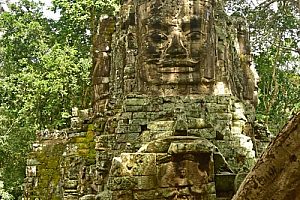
137, 0, 214, 85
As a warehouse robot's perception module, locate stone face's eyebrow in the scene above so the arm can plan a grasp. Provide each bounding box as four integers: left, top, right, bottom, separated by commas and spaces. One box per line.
143, 17, 169, 31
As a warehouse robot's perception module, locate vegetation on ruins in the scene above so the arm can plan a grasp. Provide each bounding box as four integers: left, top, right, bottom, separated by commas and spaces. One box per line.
0, 0, 118, 197
0, 0, 299, 198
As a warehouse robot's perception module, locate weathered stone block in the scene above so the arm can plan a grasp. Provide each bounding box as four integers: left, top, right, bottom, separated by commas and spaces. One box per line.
130, 119, 148, 126
133, 190, 160, 200
187, 129, 216, 139
214, 120, 231, 130
124, 105, 146, 112
79, 194, 96, 200
231, 126, 243, 135
78, 109, 92, 121
147, 121, 174, 131
116, 132, 140, 143
64, 195, 78, 200
71, 117, 81, 128
96, 190, 112, 200
132, 112, 147, 119
120, 153, 157, 176
206, 103, 230, 113
124, 98, 149, 106
214, 113, 233, 121
152, 131, 174, 140
68, 132, 87, 138
205, 96, 219, 103
111, 190, 133, 200
107, 176, 137, 191
168, 141, 215, 154
116, 125, 129, 134
26, 166, 37, 177
136, 176, 157, 190
188, 118, 208, 129
160, 103, 175, 111
140, 130, 152, 143
64, 180, 78, 189
118, 119, 129, 126
27, 159, 40, 166
217, 96, 233, 105
110, 153, 157, 177
212, 141, 234, 158
147, 112, 168, 121
128, 124, 142, 133
232, 110, 247, 121
232, 120, 246, 128
221, 127, 233, 141
138, 140, 172, 153
121, 112, 133, 119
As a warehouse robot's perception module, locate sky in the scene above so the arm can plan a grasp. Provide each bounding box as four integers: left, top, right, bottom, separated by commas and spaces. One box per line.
42, 0, 60, 20
1, 0, 60, 20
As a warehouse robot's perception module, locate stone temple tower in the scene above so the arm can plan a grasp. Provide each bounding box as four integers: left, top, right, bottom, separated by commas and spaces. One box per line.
24, 0, 270, 199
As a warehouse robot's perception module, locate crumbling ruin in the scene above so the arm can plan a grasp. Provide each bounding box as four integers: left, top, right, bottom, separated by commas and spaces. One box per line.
24, 0, 270, 199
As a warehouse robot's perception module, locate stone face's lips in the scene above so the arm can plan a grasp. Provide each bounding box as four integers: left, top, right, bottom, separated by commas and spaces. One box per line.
143, 59, 199, 73
159, 60, 199, 73
157, 66, 196, 73
160, 59, 199, 67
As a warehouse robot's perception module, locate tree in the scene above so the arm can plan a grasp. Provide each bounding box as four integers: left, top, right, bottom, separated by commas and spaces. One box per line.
250, 1, 300, 133
226, 0, 300, 133
233, 111, 300, 200
0, 0, 91, 197
51, 0, 120, 57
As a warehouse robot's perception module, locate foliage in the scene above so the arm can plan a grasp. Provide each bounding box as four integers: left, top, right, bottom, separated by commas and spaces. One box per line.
0, 181, 13, 200
249, 1, 300, 133
0, 0, 121, 197
226, 0, 300, 133
0, 0, 91, 197
50, 0, 120, 57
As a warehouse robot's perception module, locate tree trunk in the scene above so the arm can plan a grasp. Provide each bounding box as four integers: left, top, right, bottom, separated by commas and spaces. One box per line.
233, 111, 300, 200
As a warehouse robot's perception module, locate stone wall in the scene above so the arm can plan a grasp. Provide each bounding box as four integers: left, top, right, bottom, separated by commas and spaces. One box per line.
24, 0, 271, 199
94, 95, 258, 200
24, 95, 270, 199
24, 109, 99, 200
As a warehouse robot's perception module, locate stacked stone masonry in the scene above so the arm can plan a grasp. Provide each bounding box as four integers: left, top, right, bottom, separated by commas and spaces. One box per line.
24, 0, 271, 199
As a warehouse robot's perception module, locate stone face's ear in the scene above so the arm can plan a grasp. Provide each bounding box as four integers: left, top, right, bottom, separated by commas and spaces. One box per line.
92, 16, 116, 114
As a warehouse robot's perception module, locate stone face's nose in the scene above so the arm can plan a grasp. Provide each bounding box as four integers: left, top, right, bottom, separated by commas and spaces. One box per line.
165, 28, 187, 59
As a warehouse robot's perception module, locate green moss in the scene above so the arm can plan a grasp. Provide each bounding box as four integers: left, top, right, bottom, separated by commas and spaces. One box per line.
33, 141, 66, 199
78, 149, 90, 155
73, 136, 87, 143
77, 143, 90, 149
86, 130, 95, 142
30, 124, 97, 199
87, 149, 96, 159
88, 124, 95, 131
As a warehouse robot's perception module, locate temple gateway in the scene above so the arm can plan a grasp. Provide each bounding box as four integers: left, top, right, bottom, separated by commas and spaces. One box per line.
24, 0, 270, 199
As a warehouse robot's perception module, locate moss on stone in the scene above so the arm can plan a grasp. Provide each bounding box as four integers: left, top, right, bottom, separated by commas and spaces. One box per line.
33, 141, 65, 199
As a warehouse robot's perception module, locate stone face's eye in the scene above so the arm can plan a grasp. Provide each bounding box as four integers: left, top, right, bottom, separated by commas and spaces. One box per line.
151, 32, 168, 43
186, 31, 202, 41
